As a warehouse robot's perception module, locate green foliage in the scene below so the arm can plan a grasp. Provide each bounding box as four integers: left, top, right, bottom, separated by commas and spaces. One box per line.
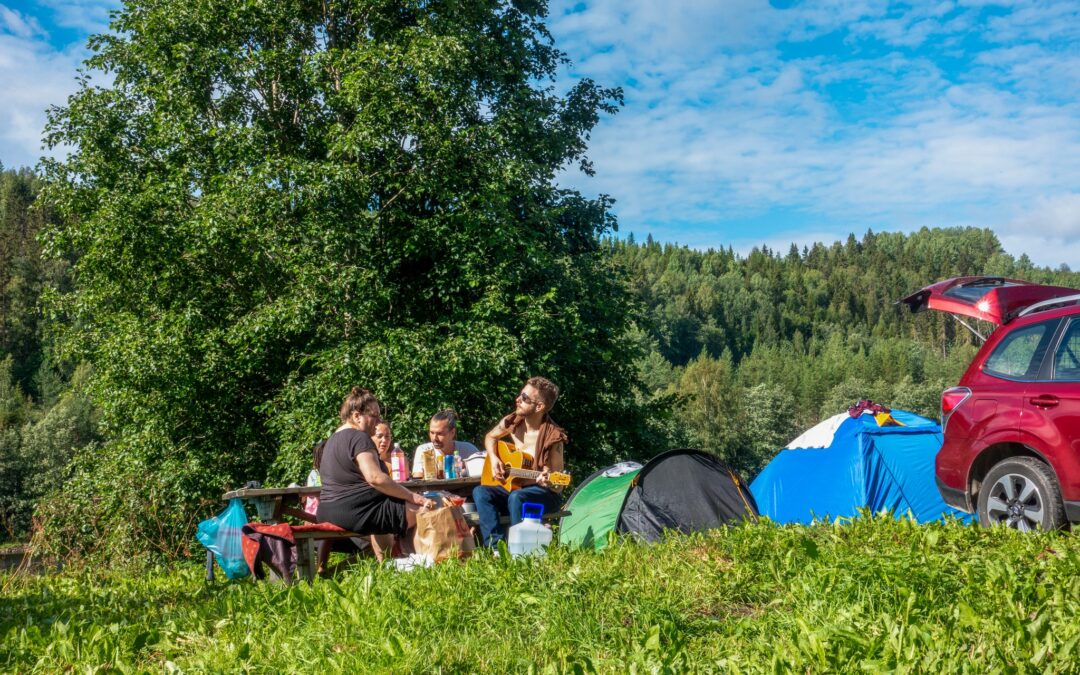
0, 356, 31, 430
677, 350, 741, 457
37, 0, 643, 559
0, 167, 67, 399
615, 227, 1080, 368
738, 383, 798, 474
0, 362, 97, 540
4, 517, 1079, 672
0, 165, 93, 542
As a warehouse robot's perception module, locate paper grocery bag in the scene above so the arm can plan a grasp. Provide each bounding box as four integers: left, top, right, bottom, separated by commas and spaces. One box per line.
414, 505, 474, 562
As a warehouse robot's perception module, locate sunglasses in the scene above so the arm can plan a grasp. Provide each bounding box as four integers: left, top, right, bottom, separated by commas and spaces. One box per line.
518, 390, 536, 405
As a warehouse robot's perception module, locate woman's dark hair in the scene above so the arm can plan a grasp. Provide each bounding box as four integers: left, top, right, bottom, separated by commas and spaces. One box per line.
340, 386, 380, 422
312, 439, 327, 470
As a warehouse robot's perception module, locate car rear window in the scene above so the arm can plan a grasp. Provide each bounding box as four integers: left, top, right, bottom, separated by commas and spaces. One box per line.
983, 320, 1057, 380
942, 279, 1022, 304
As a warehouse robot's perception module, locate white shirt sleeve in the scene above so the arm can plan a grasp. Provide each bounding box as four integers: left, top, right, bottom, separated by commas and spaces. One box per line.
411, 444, 427, 475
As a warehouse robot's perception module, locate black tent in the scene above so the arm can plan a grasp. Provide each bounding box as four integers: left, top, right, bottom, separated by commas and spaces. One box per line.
560, 449, 759, 550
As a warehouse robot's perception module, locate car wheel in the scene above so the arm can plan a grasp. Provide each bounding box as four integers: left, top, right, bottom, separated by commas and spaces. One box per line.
977, 457, 1066, 531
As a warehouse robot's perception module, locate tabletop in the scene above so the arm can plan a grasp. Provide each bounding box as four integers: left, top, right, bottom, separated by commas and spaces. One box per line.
223, 476, 482, 524
222, 476, 481, 501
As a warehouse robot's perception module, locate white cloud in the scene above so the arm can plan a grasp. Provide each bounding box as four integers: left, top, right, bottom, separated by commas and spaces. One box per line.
0, 33, 87, 168
41, 0, 117, 34
982, 0, 1080, 43
996, 192, 1080, 268
0, 5, 44, 39
0, 1, 118, 169
552, 0, 1080, 268
1000, 192, 1080, 239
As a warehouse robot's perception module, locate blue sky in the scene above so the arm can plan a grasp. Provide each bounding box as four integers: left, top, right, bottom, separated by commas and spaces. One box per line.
2, 1, 1079, 267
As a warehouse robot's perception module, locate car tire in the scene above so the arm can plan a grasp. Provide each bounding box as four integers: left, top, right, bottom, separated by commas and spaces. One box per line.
977, 457, 1066, 531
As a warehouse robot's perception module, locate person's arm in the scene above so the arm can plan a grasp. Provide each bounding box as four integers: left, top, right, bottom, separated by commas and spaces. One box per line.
484, 414, 518, 479
356, 451, 432, 507
483, 414, 517, 453
537, 441, 565, 493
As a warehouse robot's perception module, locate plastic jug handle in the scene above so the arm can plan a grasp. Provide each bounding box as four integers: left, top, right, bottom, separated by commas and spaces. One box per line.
521, 502, 545, 520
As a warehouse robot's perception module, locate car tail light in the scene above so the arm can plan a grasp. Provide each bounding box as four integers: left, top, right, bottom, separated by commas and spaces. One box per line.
941, 386, 971, 431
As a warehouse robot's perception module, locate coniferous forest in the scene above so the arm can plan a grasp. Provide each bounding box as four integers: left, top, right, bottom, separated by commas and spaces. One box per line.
4, 161, 1080, 557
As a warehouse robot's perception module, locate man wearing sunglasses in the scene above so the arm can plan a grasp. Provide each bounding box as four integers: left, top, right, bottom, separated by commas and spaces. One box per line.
472, 376, 568, 547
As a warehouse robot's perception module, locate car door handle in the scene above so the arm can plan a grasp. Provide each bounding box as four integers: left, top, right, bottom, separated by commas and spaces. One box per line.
1029, 395, 1060, 407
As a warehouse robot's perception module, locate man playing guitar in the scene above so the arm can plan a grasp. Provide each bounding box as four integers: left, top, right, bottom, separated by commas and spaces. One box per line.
472, 376, 568, 547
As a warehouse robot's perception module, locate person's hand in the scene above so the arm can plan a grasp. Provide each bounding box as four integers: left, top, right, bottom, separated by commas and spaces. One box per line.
537, 469, 551, 489
413, 493, 436, 509
492, 460, 506, 481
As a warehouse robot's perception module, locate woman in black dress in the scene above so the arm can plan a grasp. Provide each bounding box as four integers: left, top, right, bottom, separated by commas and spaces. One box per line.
317, 387, 436, 560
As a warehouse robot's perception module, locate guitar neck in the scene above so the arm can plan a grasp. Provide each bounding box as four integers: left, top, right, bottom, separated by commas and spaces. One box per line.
508, 467, 545, 480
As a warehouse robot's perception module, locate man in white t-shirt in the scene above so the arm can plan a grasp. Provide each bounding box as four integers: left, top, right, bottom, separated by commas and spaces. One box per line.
411, 409, 481, 477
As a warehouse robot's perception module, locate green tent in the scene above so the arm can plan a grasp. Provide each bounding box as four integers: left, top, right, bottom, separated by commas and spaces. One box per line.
559, 463, 642, 551
560, 450, 758, 551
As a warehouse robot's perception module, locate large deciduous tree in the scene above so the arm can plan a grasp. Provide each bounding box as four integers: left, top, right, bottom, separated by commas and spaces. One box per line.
38, 0, 644, 559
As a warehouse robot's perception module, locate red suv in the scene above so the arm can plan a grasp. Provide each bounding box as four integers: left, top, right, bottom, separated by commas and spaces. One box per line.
902, 276, 1080, 530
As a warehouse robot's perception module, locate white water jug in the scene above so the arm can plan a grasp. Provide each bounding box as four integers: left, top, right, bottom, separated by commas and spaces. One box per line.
507, 503, 552, 557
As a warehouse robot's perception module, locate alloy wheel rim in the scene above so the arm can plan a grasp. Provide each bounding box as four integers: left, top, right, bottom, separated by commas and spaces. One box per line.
985, 473, 1044, 531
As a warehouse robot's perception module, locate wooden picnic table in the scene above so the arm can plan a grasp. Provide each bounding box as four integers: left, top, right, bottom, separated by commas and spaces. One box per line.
213, 477, 483, 583
213, 477, 569, 583
222, 477, 482, 524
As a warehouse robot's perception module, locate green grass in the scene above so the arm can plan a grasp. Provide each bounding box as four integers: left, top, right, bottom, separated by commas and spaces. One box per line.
2, 516, 1079, 673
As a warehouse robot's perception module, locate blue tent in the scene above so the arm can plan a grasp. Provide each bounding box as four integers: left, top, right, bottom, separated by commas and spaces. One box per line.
749, 409, 974, 524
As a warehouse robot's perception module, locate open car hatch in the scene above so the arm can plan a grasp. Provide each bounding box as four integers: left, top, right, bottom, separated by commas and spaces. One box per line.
899, 276, 1080, 326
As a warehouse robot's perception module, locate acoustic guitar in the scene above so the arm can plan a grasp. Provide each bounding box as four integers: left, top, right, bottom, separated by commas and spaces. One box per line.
481, 440, 571, 492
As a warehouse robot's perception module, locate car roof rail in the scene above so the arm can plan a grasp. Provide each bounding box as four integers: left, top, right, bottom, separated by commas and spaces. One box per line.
1016, 293, 1080, 319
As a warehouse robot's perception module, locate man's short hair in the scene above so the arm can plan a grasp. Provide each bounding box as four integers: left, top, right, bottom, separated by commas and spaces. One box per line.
526, 376, 559, 409
430, 409, 458, 431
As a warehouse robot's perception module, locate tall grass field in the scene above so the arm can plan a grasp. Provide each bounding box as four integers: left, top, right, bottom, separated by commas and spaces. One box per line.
3, 516, 1078, 673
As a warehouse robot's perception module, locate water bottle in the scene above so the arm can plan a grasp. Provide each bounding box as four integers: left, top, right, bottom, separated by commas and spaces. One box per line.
453, 450, 464, 478
444, 452, 456, 479
508, 503, 552, 557
391, 443, 407, 482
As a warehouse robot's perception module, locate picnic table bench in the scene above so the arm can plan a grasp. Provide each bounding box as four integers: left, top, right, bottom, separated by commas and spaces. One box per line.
214, 479, 568, 583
